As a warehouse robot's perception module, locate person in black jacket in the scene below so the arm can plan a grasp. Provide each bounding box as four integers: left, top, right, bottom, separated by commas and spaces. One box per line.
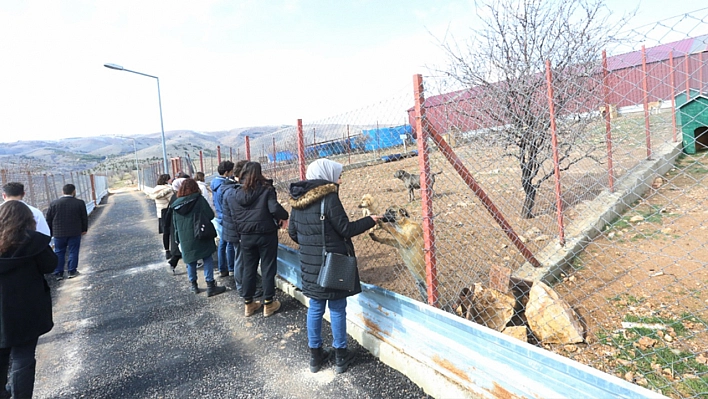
233, 162, 289, 318
288, 159, 380, 374
46, 184, 88, 280
221, 160, 263, 297
0, 201, 58, 398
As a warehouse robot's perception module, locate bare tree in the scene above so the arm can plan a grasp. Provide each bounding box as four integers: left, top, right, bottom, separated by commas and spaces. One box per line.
436, 0, 633, 218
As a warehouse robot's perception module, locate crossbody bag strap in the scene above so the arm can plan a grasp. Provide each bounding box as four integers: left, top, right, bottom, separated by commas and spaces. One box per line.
320, 198, 326, 259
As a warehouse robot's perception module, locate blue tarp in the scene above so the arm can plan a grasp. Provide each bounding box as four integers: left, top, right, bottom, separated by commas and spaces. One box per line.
304, 138, 355, 158
267, 151, 296, 163
360, 125, 413, 151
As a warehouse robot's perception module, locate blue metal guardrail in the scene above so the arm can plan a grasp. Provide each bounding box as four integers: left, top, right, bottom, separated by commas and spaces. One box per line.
276, 245, 666, 399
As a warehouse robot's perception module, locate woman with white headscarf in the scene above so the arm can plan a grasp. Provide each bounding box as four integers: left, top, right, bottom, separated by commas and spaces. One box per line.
288, 159, 381, 374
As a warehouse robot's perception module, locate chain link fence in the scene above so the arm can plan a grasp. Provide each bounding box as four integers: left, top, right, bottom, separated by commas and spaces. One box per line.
0, 169, 108, 213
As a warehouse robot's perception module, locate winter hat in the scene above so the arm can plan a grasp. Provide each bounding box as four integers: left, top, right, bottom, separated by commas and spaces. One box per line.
172, 177, 187, 191
306, 159, 343, 183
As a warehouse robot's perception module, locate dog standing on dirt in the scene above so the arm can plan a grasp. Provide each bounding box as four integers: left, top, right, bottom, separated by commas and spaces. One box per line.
358, 194, 380, 232
394, 170, 443, 202
648, 100, 662, 115
369, 206, 427, 301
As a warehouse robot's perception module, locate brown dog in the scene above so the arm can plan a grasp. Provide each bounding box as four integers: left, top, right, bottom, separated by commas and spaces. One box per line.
369, 206, 427, 301
357, 194, 379, 232
648, 100, 662, 115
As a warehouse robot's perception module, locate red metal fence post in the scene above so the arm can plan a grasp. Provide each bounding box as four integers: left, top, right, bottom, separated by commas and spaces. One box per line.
230, 147, 233, 162
1, 170, 6, 186
297, 119, 306, 180
686, 53, 691, 100
199, 150, 204, 173
545, 60, 565, 247
670, 51, 678, 143
413, 74, 438, 307
245, 136, 251, 161
642, 45, 652, 159
701, 52, 704, 88
602, 50, 615, 193
217, 145, 222, 164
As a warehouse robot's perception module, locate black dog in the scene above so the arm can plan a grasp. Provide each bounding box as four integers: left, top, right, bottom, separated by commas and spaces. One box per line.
393, 170, 443, 202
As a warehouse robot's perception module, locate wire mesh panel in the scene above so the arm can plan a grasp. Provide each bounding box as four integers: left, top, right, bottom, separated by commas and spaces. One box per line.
412, 8, 708, 398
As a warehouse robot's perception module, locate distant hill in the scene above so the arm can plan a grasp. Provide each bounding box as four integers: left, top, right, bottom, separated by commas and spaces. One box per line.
0, 126, 283, 173
0, 123, 383, 174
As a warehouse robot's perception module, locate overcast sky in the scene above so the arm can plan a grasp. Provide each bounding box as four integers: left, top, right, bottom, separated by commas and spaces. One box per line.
0, 0, 705, 143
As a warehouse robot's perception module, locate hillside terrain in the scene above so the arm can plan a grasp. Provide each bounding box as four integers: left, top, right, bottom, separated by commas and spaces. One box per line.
0, 126, 284, 173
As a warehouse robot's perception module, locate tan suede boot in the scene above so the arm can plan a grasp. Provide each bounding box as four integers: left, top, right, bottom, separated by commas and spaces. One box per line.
263, 300, 281, 317
244, 301, 262, 317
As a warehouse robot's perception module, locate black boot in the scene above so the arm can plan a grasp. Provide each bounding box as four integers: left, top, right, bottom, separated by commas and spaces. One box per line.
190, 281, 200, 294
335, 348, 355, 374
206, 280, 226, 297
310, 347, 331, 373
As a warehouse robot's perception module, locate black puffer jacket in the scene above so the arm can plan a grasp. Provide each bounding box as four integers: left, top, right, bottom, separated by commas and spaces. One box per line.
288, 180, 375, 300
0, 230, 57, 347
220, 179, 242, 243
233, 181, 288, 236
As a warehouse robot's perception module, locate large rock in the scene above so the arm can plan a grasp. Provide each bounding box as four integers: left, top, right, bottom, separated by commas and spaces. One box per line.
525, 281, 584, 344
467, 283, 516, 332
502, 326, 528, 342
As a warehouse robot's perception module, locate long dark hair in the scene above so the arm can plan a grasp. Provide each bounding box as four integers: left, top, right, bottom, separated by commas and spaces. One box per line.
177, 178, 200, 198
0, 201, 36, 254
157, 174, 171, 185
239, 162, 270, 191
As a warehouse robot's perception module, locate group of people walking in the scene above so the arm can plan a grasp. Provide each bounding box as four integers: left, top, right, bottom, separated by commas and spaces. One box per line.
0, 156, 381, 398
0, 182, 88, 398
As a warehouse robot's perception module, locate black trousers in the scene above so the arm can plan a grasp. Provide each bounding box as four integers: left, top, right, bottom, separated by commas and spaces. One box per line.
240, 232, 278, 301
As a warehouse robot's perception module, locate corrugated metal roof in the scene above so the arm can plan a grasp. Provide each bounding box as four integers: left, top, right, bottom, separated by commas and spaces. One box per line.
607, 34, 708, 71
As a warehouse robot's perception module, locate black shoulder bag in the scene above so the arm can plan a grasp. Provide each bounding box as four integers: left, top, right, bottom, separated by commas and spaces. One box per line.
316, 198, 358, 291
194, 209, 217, 240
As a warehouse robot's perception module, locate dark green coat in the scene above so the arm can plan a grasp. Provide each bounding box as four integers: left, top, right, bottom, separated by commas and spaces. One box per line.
171, 193, 216, 264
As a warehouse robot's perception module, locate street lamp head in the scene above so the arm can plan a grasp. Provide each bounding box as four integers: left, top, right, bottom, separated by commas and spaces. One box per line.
104, 63, 124, 71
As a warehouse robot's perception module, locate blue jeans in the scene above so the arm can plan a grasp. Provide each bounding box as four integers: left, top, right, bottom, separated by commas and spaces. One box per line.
229, 240, 243, 292
186, 255, 215, 283
216, 219, 234, 273
0, 337, 39, 399
307, 298, 348, 349
53, 235, 82, 274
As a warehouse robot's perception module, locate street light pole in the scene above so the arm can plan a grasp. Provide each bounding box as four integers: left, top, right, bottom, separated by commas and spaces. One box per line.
104, 63, 169, 175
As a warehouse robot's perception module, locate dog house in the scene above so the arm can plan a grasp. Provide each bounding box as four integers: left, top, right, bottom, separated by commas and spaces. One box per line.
677, 94, 708, 154
674, 88, 702, 109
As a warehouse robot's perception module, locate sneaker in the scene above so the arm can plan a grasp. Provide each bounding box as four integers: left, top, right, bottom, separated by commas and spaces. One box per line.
68, 271, 80, 279
219, 270, 230, 278
53, 273, 64, 281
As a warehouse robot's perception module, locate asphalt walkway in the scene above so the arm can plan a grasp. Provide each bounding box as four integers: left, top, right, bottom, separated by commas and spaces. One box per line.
32, 189, 430, 399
